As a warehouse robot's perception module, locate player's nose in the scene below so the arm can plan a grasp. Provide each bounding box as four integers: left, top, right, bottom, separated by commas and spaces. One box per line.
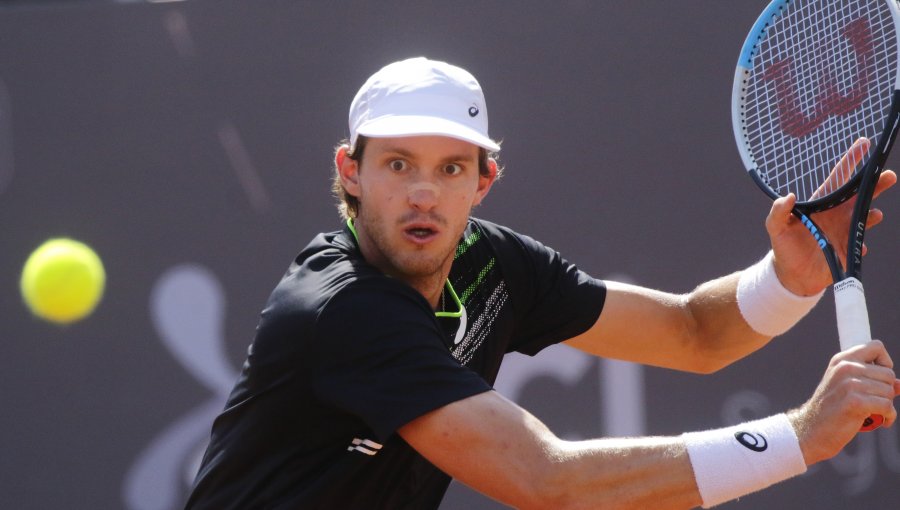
407, 181, 440, 211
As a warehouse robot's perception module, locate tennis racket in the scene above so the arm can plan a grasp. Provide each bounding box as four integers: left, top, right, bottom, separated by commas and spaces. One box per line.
733, 0, 900, 431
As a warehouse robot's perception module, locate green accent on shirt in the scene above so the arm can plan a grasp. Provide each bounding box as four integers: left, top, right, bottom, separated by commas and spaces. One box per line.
461, 258, 495, 304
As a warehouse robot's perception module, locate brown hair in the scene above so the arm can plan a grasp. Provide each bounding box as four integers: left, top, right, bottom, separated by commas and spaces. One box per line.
331, 135, 501, 220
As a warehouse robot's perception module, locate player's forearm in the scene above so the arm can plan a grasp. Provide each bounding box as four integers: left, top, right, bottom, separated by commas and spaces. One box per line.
545, 413, 819, 510
530, 436, 701, 510
447, 431, 702, 509
403, 391, 703, 510
566, 278, 768, 374
683, 271, 773, 372
686, 252, 827, 371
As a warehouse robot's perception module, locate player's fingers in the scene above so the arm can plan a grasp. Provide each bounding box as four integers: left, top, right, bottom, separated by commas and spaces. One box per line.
857, 339, 895, 369
873, 388, 898, 423
872, 169, 898, 201
853, 375, 899, 402
873, 395, 897, 429
882, 379, 900, 429
766, 193, 796, 235
860, 209, 885, 255
826, 361, 898, 430
869, 365, 898, 387
818, 140, 866, 197
836, 340, 894, 369
883, 380, 900, 428
865, 208, 884, 229
830, 354, 898, 429
838, 360, 898, 388
813, 138, 870, 199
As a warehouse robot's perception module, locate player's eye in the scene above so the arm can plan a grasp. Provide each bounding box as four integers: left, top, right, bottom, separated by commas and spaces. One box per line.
389, 159, 408, 172
443, 163, 463, 176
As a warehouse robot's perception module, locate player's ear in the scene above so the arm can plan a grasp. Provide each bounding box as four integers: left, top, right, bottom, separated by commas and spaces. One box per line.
335, 144, 361, 198
473, 158, 498, 206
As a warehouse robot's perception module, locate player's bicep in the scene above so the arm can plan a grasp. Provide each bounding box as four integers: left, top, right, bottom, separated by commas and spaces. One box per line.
398, 390, 558, 508
564, 281, 700, 370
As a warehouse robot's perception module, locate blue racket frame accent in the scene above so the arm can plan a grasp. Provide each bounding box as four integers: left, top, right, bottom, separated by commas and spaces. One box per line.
733, 0, 793, 174
738, 0, 791, 69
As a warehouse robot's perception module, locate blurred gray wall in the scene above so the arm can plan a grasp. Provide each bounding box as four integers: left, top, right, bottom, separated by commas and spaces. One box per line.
1, 1, 897, 508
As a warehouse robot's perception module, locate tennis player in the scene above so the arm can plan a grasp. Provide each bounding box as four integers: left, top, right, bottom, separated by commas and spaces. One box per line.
184, 57, 900, 509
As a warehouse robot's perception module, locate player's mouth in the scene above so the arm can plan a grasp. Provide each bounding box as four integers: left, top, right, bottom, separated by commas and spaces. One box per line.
402, 223, 440, 244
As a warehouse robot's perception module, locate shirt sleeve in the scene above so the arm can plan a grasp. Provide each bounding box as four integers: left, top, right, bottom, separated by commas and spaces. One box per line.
310, 278, 492, 441
481, 221, 606, 356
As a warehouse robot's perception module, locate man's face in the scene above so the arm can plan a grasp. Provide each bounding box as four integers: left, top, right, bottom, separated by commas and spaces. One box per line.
342, 135, 495, 281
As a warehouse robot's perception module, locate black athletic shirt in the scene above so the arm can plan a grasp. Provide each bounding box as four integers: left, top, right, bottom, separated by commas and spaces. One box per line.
185, 218, 606, 509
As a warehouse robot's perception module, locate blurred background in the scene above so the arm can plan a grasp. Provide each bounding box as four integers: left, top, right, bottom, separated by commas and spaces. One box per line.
1, 1, 898, 508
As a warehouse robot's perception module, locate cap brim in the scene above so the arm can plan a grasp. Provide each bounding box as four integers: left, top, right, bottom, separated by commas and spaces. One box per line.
356, 115, 500, 152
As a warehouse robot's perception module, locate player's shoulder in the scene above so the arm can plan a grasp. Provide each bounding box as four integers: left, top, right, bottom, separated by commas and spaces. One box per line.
467, 217, 555, 261
470, 216, 546, 243
467, 216, 515, 240
464, 217, 529, 253
263, 228, 379, 316
292, 228, 363, 274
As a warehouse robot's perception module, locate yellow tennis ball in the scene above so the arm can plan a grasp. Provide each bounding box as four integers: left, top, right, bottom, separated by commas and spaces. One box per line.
20, 238, 106, 324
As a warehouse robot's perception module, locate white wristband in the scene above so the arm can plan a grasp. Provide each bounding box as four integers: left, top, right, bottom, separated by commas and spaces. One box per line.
736, 251, 824, 336
683, 413, 807, 508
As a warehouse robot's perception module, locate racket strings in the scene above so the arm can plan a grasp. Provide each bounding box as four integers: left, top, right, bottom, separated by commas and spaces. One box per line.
752, 0, 890, 194
757, 2, 884, 188
740, 0, 898, 203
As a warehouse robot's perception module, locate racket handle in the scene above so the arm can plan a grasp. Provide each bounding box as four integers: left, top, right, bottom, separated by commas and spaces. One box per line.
833, 277, 882, 432
834, 278, 872, 351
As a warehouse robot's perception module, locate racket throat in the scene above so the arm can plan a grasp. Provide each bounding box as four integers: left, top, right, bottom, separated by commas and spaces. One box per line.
793, 210, 845, 282
797, 213, 827, 250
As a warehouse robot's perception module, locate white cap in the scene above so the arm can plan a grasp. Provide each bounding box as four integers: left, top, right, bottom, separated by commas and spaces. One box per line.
348, 57, 500, 153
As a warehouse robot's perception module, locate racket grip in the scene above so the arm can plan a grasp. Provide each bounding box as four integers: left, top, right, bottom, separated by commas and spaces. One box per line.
833, 277, 882, 432
834, 278, 872, 351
